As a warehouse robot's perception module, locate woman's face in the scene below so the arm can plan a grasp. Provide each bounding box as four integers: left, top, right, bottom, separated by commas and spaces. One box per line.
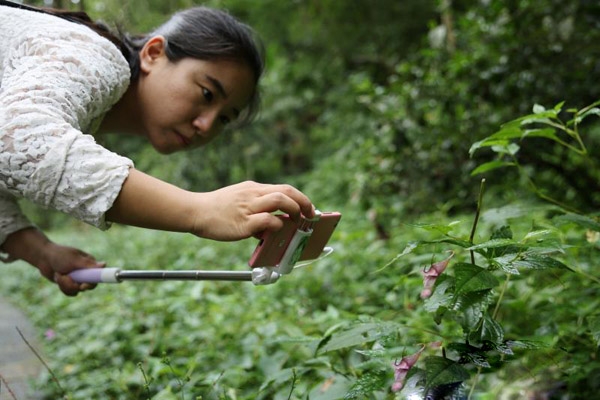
137, 36, 256, 154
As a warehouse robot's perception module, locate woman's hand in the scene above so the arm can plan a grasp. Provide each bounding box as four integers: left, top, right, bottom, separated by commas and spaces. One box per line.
1, 227, 104, 296
36, 242, 105, 296
191, 181, 316, 241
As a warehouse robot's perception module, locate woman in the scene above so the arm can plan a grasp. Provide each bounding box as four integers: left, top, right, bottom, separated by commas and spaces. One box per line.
0, 2, 315, 295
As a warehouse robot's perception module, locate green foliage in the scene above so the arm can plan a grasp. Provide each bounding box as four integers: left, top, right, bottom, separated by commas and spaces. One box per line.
4, 180, 600, 399
470, 100, 600, 212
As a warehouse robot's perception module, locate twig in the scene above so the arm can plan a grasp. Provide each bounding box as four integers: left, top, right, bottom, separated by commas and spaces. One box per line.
0, 373, 19, 400
15, 326, 65, 396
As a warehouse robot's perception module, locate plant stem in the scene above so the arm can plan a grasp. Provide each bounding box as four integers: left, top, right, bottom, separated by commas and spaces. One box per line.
162, 356, 186, 400
470, 179, 486, 264
16, 326, 66, 397
137, 362, 152, 400
287, 369, 297, 400
493, 274, 511, 320
467, 367, 482, 400
0, 373, 18, 400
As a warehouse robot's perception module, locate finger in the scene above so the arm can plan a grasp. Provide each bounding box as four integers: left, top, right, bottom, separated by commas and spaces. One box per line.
246, 212, 286, 237
54, 273, 80, 297
251, 183, 314, 219
250, 192, 303, 221
269, 184, 315, 218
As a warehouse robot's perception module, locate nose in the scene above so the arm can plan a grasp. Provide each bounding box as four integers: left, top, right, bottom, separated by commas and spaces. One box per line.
192, 112, 220, 139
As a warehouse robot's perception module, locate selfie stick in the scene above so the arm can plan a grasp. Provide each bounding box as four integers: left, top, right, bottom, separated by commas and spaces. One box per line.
70, 212, 328, 286
69, 267, 280, 285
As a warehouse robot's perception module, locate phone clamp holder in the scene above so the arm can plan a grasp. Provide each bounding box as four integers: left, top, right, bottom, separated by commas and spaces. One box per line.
250, 212, 321, 285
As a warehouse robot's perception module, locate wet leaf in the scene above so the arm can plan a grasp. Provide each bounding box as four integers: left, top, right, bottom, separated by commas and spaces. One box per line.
469, 314, 504, 345
424, 356, 470, 389
512, 253, 571, 271
454, 263, 499, 295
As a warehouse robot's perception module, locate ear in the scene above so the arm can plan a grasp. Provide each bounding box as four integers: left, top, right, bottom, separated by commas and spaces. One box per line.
139, 35, 167, 74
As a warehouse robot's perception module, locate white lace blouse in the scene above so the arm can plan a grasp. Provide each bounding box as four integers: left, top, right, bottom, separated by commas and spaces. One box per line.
0, 6, 134, 249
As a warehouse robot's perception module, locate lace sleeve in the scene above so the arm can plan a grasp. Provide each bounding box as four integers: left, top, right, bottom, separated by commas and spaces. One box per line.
0, 192, 33, 261
0, 21, 133, 231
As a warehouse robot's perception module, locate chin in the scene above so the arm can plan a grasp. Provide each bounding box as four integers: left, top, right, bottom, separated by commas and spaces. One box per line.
152, 143, 179, 155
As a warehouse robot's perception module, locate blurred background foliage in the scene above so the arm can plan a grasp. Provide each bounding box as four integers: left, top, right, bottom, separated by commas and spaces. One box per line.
22, 0, 600, 231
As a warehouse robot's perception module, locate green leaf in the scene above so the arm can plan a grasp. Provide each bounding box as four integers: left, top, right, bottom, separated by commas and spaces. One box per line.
466, 238, 521, 251
491, 142, 520, 156
521, 128, 560, 141
453, 289, 495, 331
512, 253, 571, 271
344, 370, 387, 399
553, 213, 600, 231
491, 225, 514, 240
424, 278, 455, 314
376, 241, 420, 271
445, 343, 491, 368
522, 229, 554, 241
488, 341, 514, 356
424, 356, 470, 390
586, 316, 600, 346
469, 138, 510, 156
427, 238, 475, 248
506, 339, 551, 350
532, 104, 546, 114
410, 221, 463, 235
491, 254, 521, 275
453, 263, 500, 295
469, 314, 504, 344
317, 322, 394, 354
574, 107, 600, 124
471, 160, 516, 176
479, 125, 524, 142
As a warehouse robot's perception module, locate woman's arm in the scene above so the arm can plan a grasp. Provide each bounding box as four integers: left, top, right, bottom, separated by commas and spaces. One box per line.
105, 169, 315, 241
0, 227, 104, 296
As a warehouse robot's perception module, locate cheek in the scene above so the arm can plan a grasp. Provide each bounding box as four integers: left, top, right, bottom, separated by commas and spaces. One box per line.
163, 86, 199, 119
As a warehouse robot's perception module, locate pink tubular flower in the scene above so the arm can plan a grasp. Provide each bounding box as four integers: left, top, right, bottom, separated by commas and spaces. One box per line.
420, 251, 455, 299
391, 346, 426, 392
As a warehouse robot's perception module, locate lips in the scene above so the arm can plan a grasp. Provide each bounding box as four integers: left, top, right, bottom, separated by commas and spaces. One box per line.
173, 130, 193, 147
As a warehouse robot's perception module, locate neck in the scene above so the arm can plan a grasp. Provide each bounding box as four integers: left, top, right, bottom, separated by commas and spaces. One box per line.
97, 82, 144, 136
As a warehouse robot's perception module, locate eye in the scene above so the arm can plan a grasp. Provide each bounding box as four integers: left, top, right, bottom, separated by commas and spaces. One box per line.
202, 87, 213, 102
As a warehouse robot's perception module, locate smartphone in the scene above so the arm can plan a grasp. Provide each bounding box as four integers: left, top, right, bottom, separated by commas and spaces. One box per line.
248, 211, 342, 268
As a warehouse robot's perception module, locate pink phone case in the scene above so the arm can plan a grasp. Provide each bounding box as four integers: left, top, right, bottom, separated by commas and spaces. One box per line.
248, 212, 341, 268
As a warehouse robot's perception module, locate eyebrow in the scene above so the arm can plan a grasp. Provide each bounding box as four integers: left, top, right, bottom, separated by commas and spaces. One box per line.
205, 74, 240, 118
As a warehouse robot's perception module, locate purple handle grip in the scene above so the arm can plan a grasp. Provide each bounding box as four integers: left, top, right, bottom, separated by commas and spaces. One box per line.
69, 268, 105, 284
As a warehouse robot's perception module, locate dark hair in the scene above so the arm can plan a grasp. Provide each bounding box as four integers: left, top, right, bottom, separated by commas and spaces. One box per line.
19, 4, 265, 126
